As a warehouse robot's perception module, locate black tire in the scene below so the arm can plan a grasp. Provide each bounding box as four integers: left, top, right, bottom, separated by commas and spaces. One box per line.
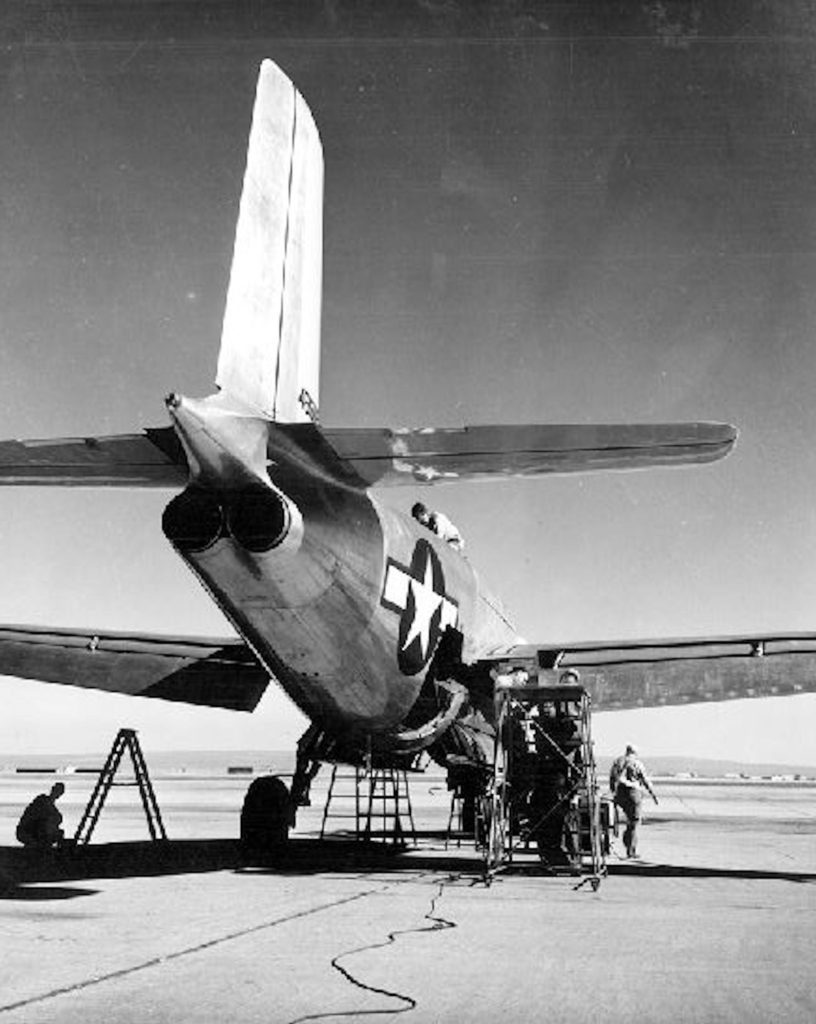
240, 776, 291, 865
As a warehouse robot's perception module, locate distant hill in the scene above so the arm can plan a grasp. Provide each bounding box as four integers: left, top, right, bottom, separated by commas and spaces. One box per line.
596, 754, 816, 779
3, 749, 816, 779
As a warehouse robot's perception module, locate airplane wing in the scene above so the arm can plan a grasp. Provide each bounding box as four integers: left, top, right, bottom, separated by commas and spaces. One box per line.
504, 634, 816, 710
0, 626, 269, 711
320, 421, 738, 486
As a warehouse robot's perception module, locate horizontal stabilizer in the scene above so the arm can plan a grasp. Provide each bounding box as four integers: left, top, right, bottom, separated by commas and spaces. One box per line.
502, 633, 816, 711
0, 626, 269, 711
322, 421, 738, 486
0, 420, 736, 490
0, 429, 187, 487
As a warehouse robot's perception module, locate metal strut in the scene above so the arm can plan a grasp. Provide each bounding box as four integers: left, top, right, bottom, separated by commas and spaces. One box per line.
73, 728, 167, 845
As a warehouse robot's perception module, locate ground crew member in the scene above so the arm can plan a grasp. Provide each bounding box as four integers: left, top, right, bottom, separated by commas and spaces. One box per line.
411, 502, 464, 550
609, 745, 658, 858
16, 782, 66, 849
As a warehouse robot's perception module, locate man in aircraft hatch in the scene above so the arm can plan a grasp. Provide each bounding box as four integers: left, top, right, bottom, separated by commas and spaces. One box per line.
411, 502, 464, 550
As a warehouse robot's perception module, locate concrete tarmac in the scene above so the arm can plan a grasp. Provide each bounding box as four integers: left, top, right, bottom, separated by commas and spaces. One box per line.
1, 777, 814, 1023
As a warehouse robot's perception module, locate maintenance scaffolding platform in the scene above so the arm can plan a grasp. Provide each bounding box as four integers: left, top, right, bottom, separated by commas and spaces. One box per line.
483, 677, 611, 886
320, 764, 416, 846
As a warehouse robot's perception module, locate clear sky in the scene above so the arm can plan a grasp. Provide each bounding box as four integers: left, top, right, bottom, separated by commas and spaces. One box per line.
1, 4, 815, 763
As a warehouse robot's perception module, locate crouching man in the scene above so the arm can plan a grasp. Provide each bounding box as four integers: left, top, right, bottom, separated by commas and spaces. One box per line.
16, 782, 67, 849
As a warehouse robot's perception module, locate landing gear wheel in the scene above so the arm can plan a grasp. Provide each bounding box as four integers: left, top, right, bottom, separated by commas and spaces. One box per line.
240, 775, 291, 866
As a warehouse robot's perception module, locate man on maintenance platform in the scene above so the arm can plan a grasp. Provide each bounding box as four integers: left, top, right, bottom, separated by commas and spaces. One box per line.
609, 745, 658, 858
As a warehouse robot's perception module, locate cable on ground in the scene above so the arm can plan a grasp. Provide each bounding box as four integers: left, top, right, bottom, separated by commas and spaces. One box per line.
286, 873, 461, 1024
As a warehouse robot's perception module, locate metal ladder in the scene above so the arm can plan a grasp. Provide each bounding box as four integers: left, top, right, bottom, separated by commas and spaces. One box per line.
73, 728, 167, 844
321, 765, 416, 845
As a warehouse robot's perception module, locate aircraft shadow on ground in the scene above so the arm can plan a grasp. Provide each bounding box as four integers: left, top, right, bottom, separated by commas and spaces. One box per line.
3, 839, 813, 886
0, 839, 242, 885
0, 837, 486, 882
607, 862, 816, 883
0, 883, 99, 901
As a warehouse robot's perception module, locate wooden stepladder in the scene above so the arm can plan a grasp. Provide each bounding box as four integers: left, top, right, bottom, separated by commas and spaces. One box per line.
74, 728, 167, 845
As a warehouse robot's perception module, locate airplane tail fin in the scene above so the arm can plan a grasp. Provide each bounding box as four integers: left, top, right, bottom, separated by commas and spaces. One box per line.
216, 60, 323, 423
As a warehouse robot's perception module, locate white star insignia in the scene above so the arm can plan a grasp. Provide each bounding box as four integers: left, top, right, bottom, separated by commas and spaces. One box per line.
382, 549, 458, 667
402, 557, 445, 661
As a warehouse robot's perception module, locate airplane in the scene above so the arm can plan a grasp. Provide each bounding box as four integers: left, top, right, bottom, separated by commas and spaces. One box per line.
1, 60, 815, 847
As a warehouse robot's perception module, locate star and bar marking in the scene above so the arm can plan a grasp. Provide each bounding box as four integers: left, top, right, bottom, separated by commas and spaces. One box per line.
381, 539, 458, 676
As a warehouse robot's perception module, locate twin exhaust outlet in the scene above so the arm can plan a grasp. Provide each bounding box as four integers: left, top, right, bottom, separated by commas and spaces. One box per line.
162, 484, 301, 555
162, 393, 303, 556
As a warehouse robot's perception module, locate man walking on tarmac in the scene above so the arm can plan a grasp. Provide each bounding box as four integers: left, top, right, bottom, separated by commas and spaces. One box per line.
610, 745, 658, 858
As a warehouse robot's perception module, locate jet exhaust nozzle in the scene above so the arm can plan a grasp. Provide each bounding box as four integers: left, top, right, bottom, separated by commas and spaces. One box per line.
162, 487, 223, 553
226, 484, 293, 553
162, 484, 302, 555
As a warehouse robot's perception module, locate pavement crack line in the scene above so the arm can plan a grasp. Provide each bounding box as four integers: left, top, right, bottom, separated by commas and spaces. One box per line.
286, 873, 460, 1024
0, 886, 385, 1016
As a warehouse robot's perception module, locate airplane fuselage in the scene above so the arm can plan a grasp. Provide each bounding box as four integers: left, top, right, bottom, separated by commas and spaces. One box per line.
162, 405, 520, 734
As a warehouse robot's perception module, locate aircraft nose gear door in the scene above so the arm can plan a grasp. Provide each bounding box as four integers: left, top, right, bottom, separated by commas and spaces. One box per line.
483, 677, 609, 887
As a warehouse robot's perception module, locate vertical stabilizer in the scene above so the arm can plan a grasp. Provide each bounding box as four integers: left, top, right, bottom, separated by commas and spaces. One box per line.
216, 60, 323, 422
